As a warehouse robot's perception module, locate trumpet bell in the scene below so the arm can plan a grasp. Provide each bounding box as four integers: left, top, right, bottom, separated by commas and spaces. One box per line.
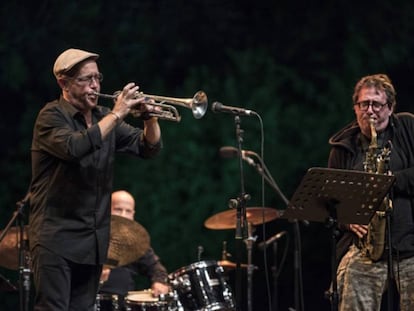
191, 91, 208, 119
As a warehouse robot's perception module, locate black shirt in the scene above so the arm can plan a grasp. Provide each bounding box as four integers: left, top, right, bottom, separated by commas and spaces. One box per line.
29, 97, 161, 264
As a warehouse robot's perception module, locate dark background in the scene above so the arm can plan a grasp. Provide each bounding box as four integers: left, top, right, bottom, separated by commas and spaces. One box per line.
1, 1, 414, 310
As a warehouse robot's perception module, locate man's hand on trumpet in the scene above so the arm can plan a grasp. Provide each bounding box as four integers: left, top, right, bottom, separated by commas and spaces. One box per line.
112, 82, 160, 121
111, 82, 161, 145
111, 82, 145, 120
131, 97, 161, 121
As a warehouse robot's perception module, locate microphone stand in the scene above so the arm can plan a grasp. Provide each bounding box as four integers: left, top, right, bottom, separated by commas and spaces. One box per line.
244, 223, 257, 311
232, 115, 250, 311
272, 241, 279, 311
245, 154, 305, 311
385, 188, 395, 310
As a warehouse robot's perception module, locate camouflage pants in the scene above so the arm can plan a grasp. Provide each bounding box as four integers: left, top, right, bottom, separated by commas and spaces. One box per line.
337, 245, 414, 311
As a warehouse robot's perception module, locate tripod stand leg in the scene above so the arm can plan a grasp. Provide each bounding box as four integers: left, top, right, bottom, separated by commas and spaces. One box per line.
326, 217, 339, 311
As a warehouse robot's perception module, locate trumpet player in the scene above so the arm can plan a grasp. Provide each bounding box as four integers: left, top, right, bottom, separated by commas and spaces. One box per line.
29, 48, 162, 311
328, 74, 414, 310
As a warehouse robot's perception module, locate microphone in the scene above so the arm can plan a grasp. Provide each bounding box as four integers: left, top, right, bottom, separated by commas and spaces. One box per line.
258, 231, 287, 250
219, 146, 257, 166
211, 101, 255, 116
220, 146, 257, 162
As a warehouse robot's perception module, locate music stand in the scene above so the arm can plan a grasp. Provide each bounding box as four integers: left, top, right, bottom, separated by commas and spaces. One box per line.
281, 167, 395, 311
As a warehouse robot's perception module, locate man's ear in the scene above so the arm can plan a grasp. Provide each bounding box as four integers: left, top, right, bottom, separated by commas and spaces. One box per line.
57, 77, 69, 90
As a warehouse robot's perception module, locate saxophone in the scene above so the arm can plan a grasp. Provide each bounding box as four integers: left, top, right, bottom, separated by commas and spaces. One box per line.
360, 118, 392, 261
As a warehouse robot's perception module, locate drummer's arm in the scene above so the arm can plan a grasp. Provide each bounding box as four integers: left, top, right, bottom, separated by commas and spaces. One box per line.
100, 268, 111, 284
151, 282, 170, 296
137, 248, 170, 293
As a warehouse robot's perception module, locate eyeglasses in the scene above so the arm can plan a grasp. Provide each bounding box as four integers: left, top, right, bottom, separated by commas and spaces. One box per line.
355, 100, 387, 112
73, 73, 103, 85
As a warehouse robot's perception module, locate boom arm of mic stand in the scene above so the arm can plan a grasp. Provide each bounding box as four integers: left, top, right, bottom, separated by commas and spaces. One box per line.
247, 156, 309, 227
248, 156, 307, 311
247, 155, 289, 205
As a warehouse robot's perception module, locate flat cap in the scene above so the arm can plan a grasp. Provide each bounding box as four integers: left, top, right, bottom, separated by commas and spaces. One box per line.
53, 48, 99, 78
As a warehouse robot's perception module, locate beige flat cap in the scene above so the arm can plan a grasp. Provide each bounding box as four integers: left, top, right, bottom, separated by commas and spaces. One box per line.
53, 48, 99, 78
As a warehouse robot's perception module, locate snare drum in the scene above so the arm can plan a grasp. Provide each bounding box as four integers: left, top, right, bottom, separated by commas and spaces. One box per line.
169, 260, 235, 311
125, 290, 178, 311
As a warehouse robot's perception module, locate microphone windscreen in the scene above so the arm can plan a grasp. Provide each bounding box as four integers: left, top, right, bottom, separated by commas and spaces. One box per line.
219, 146, 239, 158
211, 102, 223, 113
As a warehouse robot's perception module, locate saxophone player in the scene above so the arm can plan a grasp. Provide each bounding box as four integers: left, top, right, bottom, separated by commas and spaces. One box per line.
328, 74, 414, 311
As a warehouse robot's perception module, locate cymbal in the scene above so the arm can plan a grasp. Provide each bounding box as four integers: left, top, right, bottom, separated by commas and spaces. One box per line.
106, 215, 150, 268
0, 226, 28, 270
218, 260, 248, 269
204, 207, 279, 230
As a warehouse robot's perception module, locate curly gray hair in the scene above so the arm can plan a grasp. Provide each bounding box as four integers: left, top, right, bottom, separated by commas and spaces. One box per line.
352, 74, 396, 111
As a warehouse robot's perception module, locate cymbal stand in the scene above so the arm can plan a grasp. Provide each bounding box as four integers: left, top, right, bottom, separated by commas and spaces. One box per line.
271, 240, 280, 311
221, 241, 230, 261
197, 245, 204, 261
244, 223, 257, 311
0, 192, 31, 311
0, 209, 21, 296
17, 193, 31, 311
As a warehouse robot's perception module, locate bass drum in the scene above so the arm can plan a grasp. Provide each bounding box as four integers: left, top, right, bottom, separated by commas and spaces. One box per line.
169, 260, 235, 311
125, 289, 180, 311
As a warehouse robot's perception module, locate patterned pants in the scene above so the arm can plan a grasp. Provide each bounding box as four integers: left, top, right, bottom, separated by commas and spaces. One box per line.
337, 245, 414, 311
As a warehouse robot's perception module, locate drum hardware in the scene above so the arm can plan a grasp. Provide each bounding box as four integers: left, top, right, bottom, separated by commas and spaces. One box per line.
0, 191, 31, 311
244, 223, 258, 311
125, 289, 180, 311
203, 207, 279, 230
217, 260, 249, 270
197, 245, 204, 262
95, 293, 120, 311
0, 226, 29, 270
169, 260, 235, 311
0, 273, 17, 292
217, 241, 249, 270
106, 215, 150, 268
204, 206, 271, 310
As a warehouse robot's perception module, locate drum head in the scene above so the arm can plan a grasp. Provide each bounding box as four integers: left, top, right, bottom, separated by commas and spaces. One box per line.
127, 290, 159, 302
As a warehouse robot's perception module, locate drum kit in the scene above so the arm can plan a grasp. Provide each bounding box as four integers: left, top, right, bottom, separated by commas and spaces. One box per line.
0, 207, 279, 311
101, 207, 278, 311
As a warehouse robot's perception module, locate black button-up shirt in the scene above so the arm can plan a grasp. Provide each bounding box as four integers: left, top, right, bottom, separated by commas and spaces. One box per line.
29, 97, 161, 264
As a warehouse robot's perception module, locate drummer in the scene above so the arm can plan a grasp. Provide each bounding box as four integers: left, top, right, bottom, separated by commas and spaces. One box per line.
99, 190, 170, 304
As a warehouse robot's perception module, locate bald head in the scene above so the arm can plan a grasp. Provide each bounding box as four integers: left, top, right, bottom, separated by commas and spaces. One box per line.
111, 190, 135, 220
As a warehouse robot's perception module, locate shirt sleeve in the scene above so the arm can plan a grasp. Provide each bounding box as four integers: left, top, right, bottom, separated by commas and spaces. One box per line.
33, 102, 103, 161
136, 248, 169, 284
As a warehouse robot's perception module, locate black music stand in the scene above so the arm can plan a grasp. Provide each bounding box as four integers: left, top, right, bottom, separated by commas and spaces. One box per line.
282, 167, 395, 311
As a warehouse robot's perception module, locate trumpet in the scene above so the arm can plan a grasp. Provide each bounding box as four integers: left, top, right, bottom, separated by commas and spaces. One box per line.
93, 90, 208, 122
